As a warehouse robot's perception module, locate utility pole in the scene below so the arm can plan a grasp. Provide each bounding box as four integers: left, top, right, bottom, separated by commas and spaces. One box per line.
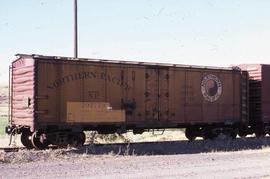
74, 0, 78, 58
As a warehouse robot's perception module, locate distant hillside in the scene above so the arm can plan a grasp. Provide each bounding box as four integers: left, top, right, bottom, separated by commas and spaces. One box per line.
0, 85, 8, 117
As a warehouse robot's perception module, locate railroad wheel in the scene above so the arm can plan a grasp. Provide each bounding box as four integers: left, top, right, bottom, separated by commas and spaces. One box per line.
185, 127, 196, 141
255, 130, 265, 138
31, 132, 49, 149
238, 130, 247, 138
21, 131, 34, 149
254, 124, 265, 138
77, 132, 86, 146
68, 132, 86, 147
203, 127, 217, 140
239, 134, 247, 138
203, 133, 215, 140
230, 131, 237, 139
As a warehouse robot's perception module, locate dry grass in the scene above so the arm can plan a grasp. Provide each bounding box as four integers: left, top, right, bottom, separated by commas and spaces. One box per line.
85, 130, 186, 145
0, 85, 9, 137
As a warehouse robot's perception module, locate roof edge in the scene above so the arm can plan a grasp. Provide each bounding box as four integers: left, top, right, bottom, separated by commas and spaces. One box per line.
15, 53, 238, 71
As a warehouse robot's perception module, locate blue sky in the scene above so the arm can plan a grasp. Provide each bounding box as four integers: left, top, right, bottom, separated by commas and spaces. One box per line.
0, 0, 270, 84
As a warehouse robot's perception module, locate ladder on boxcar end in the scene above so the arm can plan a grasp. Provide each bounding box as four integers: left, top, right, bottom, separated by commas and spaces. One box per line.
241, 71, 249, 123
249, 79, 261, 121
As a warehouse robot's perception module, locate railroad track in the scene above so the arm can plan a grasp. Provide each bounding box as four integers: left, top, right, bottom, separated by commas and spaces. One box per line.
0, 141, 175, 152
0, 143, 128, 153
0, 145, 66, 152
0, 147, 24, 152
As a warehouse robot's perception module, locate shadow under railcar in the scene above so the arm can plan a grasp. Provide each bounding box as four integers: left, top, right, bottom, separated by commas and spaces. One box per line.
67, 136, 270, 156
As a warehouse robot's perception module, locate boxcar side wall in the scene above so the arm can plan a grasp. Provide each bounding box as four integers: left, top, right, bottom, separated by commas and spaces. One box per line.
174, 68, 241, 125
35, 58, 242, 130
36, 60, 132, 127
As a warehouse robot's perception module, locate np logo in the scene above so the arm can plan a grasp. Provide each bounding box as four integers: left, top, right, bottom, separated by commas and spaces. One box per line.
201, 74, 222, 102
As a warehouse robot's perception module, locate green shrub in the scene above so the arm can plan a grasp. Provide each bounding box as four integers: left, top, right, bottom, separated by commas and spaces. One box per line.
0, 117, 8, 136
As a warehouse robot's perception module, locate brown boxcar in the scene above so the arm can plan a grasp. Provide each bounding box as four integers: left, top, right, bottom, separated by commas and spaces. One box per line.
7, 54, 248, 149
238, 64, 270, 136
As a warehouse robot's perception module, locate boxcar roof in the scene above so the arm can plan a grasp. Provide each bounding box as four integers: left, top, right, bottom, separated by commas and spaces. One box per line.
15, 53, 238, 71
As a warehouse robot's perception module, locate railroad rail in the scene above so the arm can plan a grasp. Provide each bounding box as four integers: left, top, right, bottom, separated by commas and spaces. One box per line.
0, 147, 22, 152
0, 145, 61, 152
0, 142, 139, 152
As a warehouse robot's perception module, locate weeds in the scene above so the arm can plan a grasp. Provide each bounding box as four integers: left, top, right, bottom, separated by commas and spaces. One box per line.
0, 117, 8, 136
85, 131, 130, 144
123, 143, 130, 156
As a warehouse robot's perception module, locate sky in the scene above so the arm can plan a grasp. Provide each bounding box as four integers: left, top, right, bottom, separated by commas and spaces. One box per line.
0, 0, 270, 84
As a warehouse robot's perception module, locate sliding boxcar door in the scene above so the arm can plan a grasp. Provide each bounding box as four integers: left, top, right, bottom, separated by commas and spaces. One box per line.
145, 68, 159, 122
159, 68, 169, 122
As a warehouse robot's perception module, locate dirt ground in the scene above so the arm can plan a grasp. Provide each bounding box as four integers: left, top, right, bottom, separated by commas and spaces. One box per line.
2, 137, 270, 179
2, 149, 270, 179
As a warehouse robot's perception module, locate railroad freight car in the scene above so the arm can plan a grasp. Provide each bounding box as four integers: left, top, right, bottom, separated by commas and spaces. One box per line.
6, 54, 249, 149
238, 64, 270, 137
